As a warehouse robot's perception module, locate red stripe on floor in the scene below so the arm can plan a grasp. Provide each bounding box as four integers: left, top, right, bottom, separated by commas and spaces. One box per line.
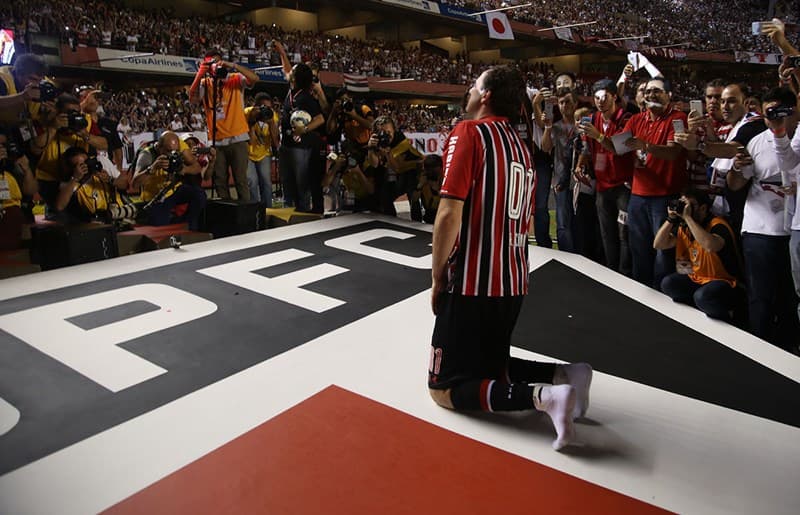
105, 385, 670, 515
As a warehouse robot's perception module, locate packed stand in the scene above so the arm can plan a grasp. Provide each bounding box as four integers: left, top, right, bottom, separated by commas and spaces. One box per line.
440, 0, 799, 53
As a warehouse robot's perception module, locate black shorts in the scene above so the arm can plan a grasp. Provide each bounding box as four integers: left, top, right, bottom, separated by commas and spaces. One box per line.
428, 292, 525, 390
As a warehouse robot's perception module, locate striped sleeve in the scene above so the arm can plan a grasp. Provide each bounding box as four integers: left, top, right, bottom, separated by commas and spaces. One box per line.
441, 122, 480, 201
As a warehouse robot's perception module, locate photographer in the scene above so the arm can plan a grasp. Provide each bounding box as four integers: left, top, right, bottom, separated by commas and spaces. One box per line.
0, 53, 48, 123
244, 92, 279, 206
30, 93, 108, 215
183, 134, 217, 183
0, 129, 36, 250
132, 131, 205, 230
654, 189, 740, 322
54, 146, 134, 224
323, 152, 377, 213
189, 50, 258, 201
366, 115, 423, 217
409, 154, 442, 224
79, 87, 125, 174
327, 88, 374, 159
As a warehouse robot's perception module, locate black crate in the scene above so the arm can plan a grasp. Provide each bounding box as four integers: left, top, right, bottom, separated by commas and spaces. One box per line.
200, 200, 265, 238
30, 223, 118, 270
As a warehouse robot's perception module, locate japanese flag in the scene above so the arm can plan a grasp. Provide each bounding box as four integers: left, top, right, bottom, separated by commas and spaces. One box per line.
486, 12, 514, 40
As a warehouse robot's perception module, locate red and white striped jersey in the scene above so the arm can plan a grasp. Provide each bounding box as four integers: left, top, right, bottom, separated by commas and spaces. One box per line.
440, 116, 536, 297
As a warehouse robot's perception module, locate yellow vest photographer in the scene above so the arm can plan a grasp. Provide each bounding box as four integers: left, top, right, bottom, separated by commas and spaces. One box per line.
31, 93, 108, 215
132, 131, 206, 230
54, 147, 133, 223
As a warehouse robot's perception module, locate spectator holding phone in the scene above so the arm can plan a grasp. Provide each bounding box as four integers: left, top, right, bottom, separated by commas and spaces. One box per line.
576, 79, 635, 276
619, 77, 688, 288
728, 87, 799, 352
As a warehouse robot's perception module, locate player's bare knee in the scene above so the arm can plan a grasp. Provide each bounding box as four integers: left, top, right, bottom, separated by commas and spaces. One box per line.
429, 388, 454, 409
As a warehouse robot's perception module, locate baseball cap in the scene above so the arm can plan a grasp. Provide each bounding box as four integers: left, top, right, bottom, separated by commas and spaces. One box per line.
77, 85, 109, 101
182, 133, 200, 143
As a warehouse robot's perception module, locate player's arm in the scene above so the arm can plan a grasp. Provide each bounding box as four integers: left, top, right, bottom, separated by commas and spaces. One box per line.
431, 197, 463, 315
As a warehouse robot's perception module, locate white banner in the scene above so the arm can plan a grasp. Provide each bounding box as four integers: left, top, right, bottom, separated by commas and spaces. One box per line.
734, 51, 782, 65
96, 48, 202, 75
554, 27, 574, 42
405, 131, 448, 156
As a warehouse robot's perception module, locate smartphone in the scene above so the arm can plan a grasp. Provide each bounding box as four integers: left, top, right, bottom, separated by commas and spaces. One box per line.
736, 145, 749, 156
580, 116, 592, 125
752, 21, 765, 35
544, 102, 554, 119
194, 147, 212, 155
672, 119, 686, 134
689, 100, 704, 115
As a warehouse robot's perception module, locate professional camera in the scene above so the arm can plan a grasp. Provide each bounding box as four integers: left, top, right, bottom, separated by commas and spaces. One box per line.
342, 100, 354, 113
377, 130, 392, 148
66, 110, 89, 131
765, 105, 795, 120
36, 80, 61, 103
166, 150, 183, 175
256, 105, 274, 122
210, 61, 229, 79
85, 156, 103, 175
668, 198, 686, 214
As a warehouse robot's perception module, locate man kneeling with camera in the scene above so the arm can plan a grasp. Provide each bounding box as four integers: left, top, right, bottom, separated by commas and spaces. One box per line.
55, 147, 135, 224
133, 130, 204, 230
653, 188, 741, 321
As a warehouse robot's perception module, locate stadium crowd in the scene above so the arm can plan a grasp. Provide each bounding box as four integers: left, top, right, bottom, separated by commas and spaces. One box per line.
2, 0, 798, 90
441, 0, 799, 52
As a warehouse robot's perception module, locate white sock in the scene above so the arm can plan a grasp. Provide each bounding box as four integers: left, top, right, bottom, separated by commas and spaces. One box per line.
533, 384, 576, 451
554, 363, 593, 419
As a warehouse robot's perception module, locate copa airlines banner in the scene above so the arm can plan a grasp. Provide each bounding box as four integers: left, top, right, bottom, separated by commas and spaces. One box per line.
94, 48, 202, 75
437, 3, 484, 23
380, 0, 440, 14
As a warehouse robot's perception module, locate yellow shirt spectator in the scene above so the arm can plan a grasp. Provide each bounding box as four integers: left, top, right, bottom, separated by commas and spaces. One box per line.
138, 139, 190, 202
0, 170, 22, 209
244, 106, 279, 161
35, 130, 89, 181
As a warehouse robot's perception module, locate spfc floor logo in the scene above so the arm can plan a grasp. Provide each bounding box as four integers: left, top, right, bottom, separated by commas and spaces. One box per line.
0, 220, 433, 474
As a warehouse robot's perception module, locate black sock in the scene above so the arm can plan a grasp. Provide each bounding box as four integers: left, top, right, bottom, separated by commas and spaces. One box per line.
508, 358, 557, 384
450, 379, 535, 412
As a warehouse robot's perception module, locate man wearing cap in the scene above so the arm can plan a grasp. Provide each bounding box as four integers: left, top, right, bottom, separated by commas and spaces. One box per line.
189, 49, 258, 201
577, 78, 636, 276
